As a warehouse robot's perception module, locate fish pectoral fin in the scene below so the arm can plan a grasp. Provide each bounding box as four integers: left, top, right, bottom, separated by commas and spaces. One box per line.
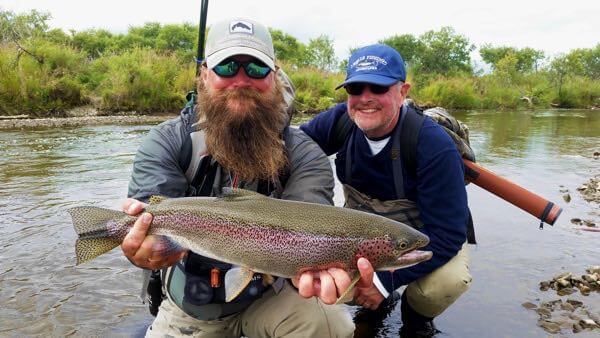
224, 266, 255, 302
148, 195, 169, 205
335, 272, 361, 305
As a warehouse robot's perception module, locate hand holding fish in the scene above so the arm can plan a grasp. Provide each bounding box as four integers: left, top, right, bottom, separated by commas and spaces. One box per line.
120, 198, 187, 270
293, 267, 352, 304
292, 257, 384, 309
353, 258, 385, 310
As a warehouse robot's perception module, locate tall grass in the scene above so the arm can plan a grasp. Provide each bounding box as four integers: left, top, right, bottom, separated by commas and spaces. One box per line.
0, 40, 87, 116
91, 48, 186, 113
1, 41, 598, 117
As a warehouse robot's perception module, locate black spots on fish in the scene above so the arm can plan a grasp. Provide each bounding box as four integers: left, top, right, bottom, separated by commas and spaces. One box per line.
357, 237, 396, 266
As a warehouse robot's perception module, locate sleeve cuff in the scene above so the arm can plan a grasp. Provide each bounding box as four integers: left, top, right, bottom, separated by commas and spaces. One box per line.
373, 274, 390, 299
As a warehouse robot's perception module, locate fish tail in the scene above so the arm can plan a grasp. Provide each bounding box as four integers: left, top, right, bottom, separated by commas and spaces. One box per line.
68, 206, 128, 265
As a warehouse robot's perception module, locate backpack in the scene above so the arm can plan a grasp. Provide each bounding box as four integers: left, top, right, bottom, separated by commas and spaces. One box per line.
331, 100, 476, 244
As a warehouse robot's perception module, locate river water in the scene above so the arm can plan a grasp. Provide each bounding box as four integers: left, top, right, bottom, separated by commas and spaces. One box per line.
0, 110, 598, 337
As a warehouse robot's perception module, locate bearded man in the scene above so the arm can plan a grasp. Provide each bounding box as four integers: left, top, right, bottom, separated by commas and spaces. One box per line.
118, 18, 354, 338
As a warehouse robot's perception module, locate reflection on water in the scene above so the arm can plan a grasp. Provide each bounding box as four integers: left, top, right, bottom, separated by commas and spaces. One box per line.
0, 110, 598, 337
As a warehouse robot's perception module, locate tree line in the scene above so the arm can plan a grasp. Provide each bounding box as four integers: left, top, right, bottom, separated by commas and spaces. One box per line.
0, 9, 598, 117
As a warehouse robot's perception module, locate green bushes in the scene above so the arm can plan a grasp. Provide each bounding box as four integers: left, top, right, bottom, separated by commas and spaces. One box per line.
91, 48, 186, 113
286, 65, 345, 113
1, 8, 598, 116
553, 77, 600, 108
413, 75, 479, 109
0, 41, 87, 116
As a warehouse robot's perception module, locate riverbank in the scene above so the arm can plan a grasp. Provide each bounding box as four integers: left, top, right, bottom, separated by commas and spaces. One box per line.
0, 113, 177, 129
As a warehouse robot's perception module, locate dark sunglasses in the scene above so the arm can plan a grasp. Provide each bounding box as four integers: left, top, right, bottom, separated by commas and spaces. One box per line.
212, 58, 272, 79
344, 83, 391, 96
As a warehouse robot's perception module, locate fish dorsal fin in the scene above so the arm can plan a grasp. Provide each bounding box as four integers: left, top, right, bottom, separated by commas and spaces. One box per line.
219, 188, 265, 201
224, 266, 255, 302
148, 195, 168, 205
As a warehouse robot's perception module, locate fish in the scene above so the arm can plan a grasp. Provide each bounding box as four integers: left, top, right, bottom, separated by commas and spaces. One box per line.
68, 188, 432, 302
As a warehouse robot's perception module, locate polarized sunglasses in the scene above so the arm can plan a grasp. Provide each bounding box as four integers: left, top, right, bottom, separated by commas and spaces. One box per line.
344, 83, 391, 96
212, 58, 272, 79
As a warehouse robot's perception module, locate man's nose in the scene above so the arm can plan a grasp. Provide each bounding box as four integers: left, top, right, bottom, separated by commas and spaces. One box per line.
358, 88, 377, 101
229, 69, 253, 88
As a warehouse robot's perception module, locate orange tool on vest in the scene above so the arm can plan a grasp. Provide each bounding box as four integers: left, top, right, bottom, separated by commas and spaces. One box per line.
210, 267, 221, 288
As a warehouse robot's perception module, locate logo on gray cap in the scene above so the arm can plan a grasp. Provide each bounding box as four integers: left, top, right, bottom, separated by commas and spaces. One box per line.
230, 21, 253, 34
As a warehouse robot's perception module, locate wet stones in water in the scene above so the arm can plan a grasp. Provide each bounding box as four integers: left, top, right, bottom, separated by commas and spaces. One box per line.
528, 298, 599, 334
525, 266, 600, 334
577, 176, 600, 203
538, 268, 600, 296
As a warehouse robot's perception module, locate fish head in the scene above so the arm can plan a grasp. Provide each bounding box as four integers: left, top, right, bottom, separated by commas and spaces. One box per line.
358, 228, 432, 271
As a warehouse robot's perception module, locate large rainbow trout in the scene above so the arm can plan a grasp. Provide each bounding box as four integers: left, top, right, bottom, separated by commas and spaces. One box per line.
69, 188, 432, 302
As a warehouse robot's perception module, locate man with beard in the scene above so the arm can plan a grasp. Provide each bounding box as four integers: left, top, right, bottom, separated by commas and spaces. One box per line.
119, 18, 354, 337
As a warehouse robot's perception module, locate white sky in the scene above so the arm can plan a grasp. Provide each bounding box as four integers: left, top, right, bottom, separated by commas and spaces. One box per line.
2, 0, 598, 62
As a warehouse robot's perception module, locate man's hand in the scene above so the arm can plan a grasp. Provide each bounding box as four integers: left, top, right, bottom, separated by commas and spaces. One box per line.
292, 257, 385, 309
120, 198, 187, 270
292, 268, 352, 304
353, 257, 385, 310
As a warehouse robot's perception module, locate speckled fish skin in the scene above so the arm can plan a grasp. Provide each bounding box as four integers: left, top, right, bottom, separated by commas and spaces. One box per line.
69, 189, 432, 276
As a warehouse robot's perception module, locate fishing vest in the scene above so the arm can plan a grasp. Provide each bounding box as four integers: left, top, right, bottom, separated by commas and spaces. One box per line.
332, 102, 476, 244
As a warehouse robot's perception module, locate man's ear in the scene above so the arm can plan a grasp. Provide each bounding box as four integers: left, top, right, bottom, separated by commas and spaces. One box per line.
200, 66, 208, 84
400, 82, 411, 97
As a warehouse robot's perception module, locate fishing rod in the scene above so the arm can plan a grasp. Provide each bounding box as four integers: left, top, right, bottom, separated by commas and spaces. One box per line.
196, 0, 209, 76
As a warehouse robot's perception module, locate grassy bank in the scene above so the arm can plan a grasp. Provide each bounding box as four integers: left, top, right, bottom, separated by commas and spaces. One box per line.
1, 10, 598, 116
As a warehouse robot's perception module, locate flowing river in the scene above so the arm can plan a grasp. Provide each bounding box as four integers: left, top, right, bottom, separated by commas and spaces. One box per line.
0, 109, 598, 337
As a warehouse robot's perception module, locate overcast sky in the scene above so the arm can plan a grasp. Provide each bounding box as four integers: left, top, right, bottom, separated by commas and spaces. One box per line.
2, 0, 598, 62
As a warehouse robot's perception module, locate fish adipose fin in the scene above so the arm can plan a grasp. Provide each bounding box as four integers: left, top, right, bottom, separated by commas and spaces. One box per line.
335, 272, 361, 305
224, 266, 255, 302
68, 206, 128, 265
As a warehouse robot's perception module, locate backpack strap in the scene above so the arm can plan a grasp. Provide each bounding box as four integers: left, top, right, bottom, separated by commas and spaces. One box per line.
331, 107, 354, 151
399, 104, 426, 176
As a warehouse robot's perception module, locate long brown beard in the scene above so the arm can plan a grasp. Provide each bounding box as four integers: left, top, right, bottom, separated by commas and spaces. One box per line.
196, 74, 288, 182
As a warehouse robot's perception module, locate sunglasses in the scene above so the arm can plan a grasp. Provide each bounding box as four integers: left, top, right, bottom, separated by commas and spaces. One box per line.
344, 83, 391, 96
212, 58, 272, 79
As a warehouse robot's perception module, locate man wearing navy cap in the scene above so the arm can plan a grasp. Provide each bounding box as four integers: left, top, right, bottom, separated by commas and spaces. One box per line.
300, 44, 472, 337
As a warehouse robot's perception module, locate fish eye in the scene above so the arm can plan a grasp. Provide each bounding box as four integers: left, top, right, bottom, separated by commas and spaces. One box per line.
398, 239, 408, 250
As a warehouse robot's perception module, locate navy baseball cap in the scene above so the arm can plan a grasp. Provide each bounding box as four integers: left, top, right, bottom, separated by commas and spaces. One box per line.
336, 44, 406, 89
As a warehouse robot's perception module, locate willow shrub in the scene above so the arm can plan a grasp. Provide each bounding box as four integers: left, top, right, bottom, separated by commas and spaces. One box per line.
285, 65, 345, 114
0, 41, 87, 116
476, 75, 523, 109
553, 76, 600, 108
92, 48, 186, 113
412, 75, 480, 109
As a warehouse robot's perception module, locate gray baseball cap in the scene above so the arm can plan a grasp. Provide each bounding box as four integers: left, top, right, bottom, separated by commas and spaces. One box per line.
205, 18, 276, 70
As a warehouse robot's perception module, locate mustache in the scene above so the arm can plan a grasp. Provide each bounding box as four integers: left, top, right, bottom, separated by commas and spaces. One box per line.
351, 102, 382, 110
195, 74, 288, 181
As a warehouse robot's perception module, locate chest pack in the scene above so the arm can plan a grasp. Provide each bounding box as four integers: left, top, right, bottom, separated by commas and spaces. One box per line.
331, 100, 476, 244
